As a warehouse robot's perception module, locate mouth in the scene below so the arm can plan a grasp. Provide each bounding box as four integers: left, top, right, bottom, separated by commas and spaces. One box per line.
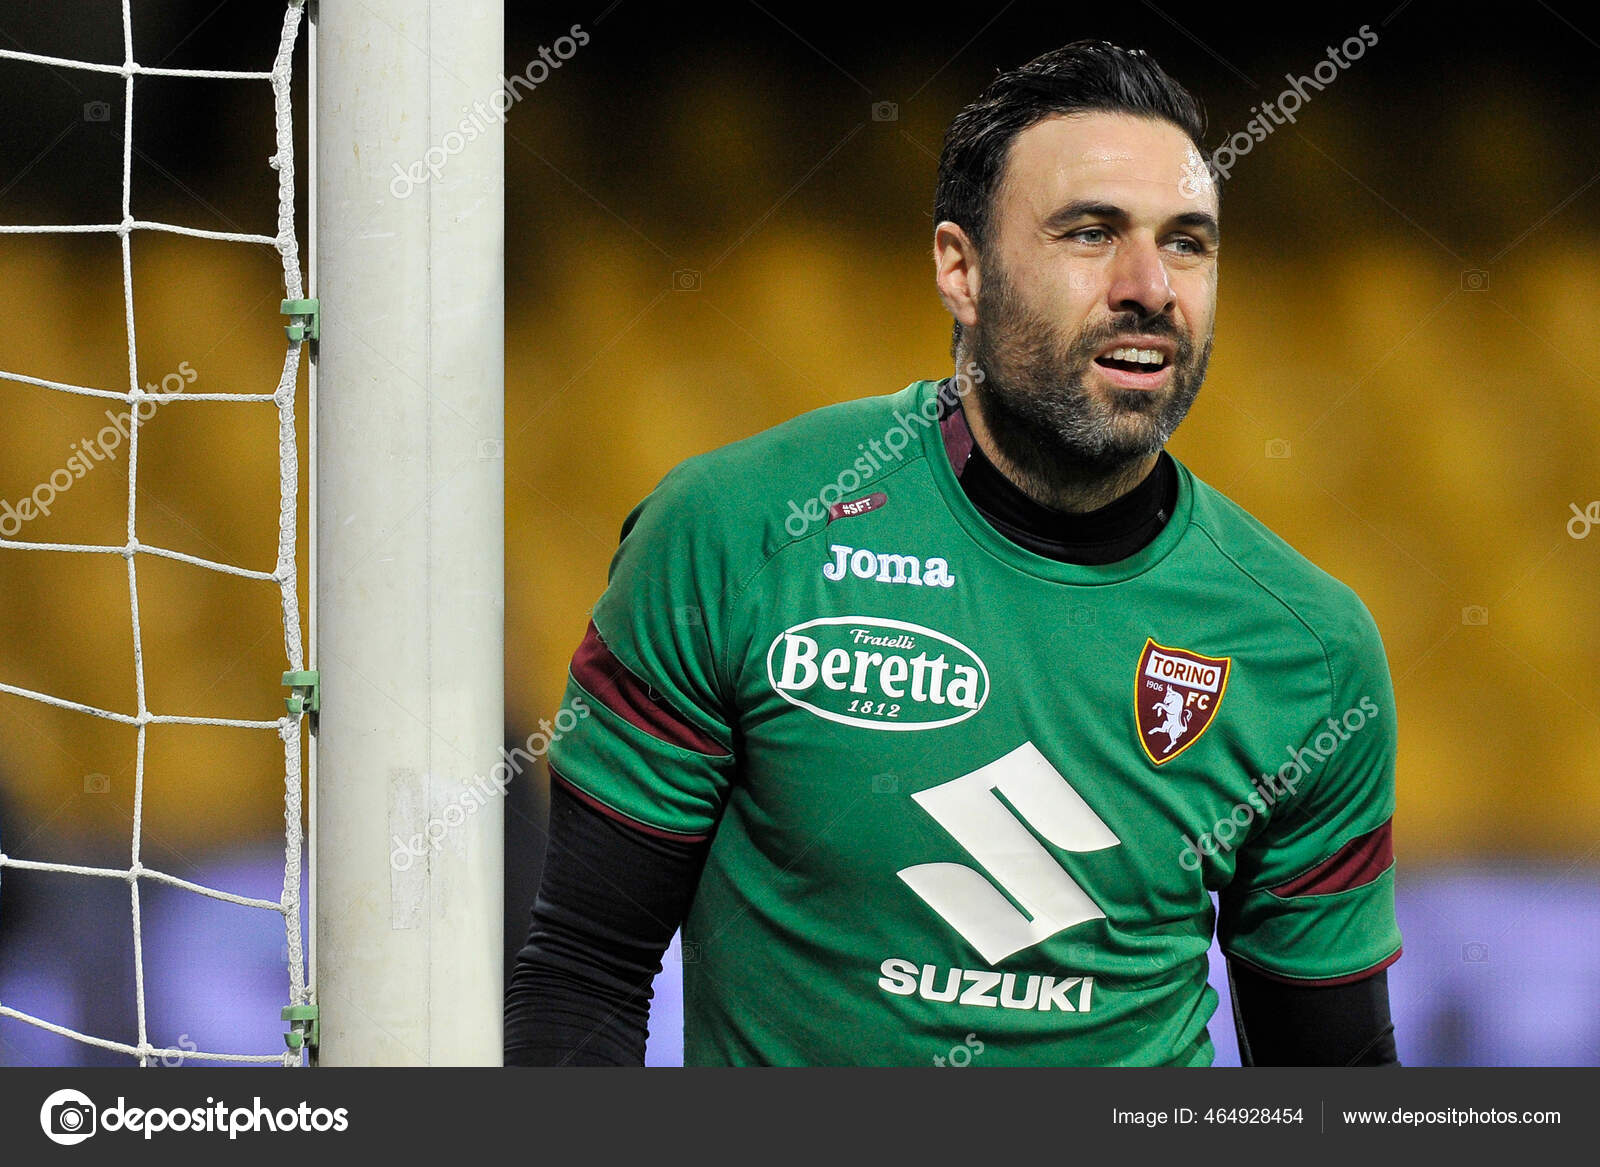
1091, 338, 1176, 391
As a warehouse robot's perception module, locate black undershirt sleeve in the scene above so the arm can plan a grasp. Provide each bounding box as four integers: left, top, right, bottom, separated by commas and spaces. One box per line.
1229, 961, 1400, 1066
504, 779, 707, 1066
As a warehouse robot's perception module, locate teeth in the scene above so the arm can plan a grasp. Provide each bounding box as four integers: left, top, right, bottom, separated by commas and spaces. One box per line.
1107, 347, 1165, 365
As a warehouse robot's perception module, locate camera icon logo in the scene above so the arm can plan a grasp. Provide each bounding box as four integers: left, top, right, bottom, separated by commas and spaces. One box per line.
1460, 269, 1489, 292
870, 773, 899, 794
672, 269, 701, 292
83, 773, 110, 794
83, 101, 111, 123
1462, 941, 1490, 962
1264, 438, 1291, 459
871, 101, 899, 122
476, 438, 504, 460
40, 1088, 97, 1146
1461, 605, 1489, 626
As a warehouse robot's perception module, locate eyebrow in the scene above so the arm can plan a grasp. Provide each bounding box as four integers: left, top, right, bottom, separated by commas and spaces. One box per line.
1043, 200, 1220, 243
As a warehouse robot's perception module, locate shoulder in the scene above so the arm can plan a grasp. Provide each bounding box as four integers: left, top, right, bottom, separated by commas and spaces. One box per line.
630, 381, 934, 560
664, 380, 930, 499
1179, 461, 1388, 676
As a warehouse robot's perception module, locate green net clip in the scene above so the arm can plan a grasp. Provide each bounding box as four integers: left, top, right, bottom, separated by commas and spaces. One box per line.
283, 670, 320, 716
282, 1003, 319, 1052
281, 298, 320, 342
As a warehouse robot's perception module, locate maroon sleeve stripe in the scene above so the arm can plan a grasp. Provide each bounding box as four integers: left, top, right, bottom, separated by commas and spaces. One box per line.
551, 767, 710, 844
1269, 820, 1394, 899
1229, 947, 1402, 988
569, 620, 729, 757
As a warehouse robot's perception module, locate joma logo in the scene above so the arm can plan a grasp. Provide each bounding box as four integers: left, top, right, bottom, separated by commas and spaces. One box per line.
823, 543, 956, 588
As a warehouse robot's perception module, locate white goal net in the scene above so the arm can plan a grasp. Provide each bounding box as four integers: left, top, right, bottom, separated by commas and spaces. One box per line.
0, 0, 311, 1067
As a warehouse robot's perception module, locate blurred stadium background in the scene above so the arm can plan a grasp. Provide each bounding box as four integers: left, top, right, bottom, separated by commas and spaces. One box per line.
0, 2, 1596, 1066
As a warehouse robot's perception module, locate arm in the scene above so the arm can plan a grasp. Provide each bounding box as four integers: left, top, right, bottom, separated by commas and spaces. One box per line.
504, 777, 707, 1066
1229, 962, 1399, 1066
504, 461, 741, 1064
1219, 597, 1404, 1055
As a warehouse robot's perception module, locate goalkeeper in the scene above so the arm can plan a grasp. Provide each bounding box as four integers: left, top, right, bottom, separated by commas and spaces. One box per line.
506, 40, 1401, 1067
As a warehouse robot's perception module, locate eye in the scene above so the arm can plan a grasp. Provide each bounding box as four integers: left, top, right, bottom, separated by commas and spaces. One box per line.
1070, 226, 1111, 244
1166, 236, 1206, 255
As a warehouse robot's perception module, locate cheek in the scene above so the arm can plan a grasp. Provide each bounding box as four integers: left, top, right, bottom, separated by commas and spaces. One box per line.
1046, 264, 1103, 325
1174, 274, 1216, 335
1065, 267, 1096, 300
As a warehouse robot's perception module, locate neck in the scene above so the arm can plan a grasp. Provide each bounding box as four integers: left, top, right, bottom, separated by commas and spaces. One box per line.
958, 371, 1160, 514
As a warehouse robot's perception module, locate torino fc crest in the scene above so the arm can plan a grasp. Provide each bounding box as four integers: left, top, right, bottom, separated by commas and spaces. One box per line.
1135, 638, 1231, 765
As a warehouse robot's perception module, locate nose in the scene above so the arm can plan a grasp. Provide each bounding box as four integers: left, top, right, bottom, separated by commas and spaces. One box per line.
1106, 235, 1175, 319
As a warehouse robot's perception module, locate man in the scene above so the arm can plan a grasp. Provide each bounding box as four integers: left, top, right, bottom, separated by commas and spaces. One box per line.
506, 40, 1401, 1067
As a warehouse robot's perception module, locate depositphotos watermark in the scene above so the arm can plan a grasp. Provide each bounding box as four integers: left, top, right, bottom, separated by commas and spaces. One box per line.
39, 1088, 348, 1144
391, 696, 591, 870
1177, 695, 1381, 870
0, 361, 197, 539
932, 1032, 986, 1067
1568, 501, 1599, 539
389, 24, 590, 198
784, 361, 985, 538
1180, 25, 1378, 198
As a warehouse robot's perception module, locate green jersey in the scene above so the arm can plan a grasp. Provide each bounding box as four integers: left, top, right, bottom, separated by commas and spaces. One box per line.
549, 378, 1401, 1066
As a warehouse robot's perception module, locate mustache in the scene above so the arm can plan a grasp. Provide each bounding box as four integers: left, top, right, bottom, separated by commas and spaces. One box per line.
1074, 313, 1191, 359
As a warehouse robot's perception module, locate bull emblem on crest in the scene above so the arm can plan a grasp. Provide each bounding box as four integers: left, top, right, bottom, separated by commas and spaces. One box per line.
1146, 684, 1192, 754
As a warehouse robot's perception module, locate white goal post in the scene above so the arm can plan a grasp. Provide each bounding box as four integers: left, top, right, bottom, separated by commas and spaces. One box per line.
311, 0, 506, 1065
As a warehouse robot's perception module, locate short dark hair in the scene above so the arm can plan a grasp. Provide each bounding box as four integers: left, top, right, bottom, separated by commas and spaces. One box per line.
934, 41, 1207, 352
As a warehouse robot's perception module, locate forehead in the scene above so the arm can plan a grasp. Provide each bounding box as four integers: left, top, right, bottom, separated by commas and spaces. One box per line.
998, 111, 1216, 221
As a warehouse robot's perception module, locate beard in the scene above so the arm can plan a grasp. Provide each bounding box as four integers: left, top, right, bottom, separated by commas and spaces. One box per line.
967, 259, 1211, 496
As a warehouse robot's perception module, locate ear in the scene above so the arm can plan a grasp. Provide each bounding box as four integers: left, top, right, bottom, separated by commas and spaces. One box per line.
934, 221, 981, 333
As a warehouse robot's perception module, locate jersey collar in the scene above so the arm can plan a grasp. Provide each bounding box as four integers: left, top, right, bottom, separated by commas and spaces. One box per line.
911, 379, 1195, 586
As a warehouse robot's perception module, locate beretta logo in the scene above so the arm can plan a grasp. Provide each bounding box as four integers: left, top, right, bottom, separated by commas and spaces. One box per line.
766, 616, 989, 731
